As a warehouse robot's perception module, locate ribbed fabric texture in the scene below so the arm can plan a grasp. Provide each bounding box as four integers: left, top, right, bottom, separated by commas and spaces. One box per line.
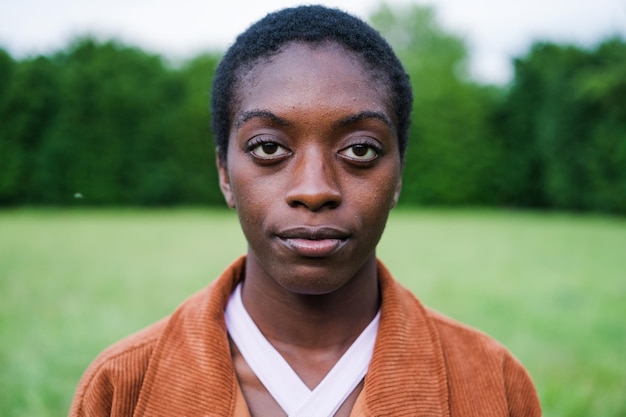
69, 256, 541, 417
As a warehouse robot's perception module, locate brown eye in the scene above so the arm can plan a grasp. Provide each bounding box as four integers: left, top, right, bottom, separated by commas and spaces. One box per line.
249, 141, 289, 159
339, 144, 379, 162
352, 145, 370, 157
261, 143, 278, 154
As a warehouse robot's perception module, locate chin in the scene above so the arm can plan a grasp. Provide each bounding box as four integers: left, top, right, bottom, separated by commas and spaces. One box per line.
275, 268, 353, 297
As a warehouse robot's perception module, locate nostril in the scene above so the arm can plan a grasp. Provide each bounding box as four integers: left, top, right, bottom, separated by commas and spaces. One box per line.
323, 199, 340, 210
287, 191, 342, 211
285, 154, 342, 211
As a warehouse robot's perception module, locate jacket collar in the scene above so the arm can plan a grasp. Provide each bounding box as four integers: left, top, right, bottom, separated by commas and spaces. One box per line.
362, 261, 450, 416
134, 257, 450, 416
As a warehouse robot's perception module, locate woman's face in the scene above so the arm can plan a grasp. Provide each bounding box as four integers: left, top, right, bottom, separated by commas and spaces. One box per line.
219, 42, 402, 295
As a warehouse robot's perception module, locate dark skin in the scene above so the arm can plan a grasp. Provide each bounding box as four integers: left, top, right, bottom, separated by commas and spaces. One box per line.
218, 42, 403, 417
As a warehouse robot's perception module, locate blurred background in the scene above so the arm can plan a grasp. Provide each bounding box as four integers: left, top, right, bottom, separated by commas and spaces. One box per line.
1, 0, 625, 211
0, 1, 625, 416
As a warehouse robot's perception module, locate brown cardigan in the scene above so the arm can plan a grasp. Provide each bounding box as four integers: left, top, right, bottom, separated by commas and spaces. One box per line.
69, 257, 541, 417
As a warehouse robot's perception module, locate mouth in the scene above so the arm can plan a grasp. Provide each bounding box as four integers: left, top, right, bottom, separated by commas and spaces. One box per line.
276, 226, 350, 258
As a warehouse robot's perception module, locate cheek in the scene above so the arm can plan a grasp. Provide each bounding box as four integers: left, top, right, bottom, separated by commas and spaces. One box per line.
354, 171, 400, 208
229, 172, 277, 223
346, 184, 396, 238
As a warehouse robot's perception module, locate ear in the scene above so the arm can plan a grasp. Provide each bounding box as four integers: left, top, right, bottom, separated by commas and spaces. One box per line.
216, 152, 236, 209
391, 178, 402, 208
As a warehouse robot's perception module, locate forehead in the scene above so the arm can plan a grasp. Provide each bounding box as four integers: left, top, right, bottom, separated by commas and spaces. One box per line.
232, 42, 393, 121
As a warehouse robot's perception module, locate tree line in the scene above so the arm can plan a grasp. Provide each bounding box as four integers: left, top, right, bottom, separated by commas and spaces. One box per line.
1, 4, 624, 213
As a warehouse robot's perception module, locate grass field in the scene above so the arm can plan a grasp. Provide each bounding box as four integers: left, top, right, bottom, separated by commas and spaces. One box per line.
1, 208, 624, 417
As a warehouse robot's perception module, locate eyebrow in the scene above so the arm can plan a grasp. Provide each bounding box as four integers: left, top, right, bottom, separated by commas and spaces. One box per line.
334, 111, 393, 129
234, 109, 393, 130
235, 110, 289, 129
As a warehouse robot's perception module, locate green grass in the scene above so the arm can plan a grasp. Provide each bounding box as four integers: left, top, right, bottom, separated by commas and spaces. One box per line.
1, 208, 624, 417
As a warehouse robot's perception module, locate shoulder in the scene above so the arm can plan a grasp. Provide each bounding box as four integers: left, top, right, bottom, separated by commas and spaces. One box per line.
426, 308, 505, 356
391, 284, 529, 376
371, 267, 542, 416
379, 265, 537, 389
69, 318, 167, 417
426, 308, 541, 416
69, 259, 245, 417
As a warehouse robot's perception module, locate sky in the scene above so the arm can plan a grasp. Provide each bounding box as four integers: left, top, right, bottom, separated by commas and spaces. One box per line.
0, 0, 624, 84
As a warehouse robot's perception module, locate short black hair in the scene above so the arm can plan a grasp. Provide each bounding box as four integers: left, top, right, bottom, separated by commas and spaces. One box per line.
210, 5, 413, 162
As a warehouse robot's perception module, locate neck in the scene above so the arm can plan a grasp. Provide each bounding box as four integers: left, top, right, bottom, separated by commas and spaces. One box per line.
240, 255, 380, 351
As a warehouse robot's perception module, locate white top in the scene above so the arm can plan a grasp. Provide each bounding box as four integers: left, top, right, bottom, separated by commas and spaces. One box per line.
225, 283, 380, 417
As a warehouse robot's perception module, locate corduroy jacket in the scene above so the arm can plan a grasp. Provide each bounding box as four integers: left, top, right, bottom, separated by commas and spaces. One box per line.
69, 257, 541, 416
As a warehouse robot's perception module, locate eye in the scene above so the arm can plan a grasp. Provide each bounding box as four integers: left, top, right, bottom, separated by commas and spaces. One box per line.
248, 140, 290, 160
339, 144, 380, 162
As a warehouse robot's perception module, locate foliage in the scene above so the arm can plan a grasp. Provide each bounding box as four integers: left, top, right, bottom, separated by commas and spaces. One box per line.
370, 5, 504, 206
0, 4, 624, 213
0, 39, 221, 206
496, 38, 626, 213
0, 52, 60, 204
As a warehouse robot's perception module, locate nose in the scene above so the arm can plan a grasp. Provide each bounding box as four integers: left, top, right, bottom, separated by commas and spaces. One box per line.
285, 150, 342, 211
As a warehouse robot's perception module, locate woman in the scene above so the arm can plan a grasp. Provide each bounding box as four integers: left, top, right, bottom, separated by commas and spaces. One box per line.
70, 6, 541, 416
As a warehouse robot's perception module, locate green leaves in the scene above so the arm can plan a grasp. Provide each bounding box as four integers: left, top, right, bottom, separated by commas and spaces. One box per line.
371, 4, 501, 206
498, 38, 626, 213
1, 12, 624, 213
0, 39, 222, 206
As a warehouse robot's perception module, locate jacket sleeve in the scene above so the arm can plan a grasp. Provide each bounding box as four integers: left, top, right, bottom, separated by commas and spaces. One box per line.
503, 353, 542, 417
69, 363, 116, 417
68, 340, 154, 417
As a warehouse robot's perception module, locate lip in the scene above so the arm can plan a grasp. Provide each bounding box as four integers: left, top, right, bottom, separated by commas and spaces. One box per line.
276, 226, 350, 258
